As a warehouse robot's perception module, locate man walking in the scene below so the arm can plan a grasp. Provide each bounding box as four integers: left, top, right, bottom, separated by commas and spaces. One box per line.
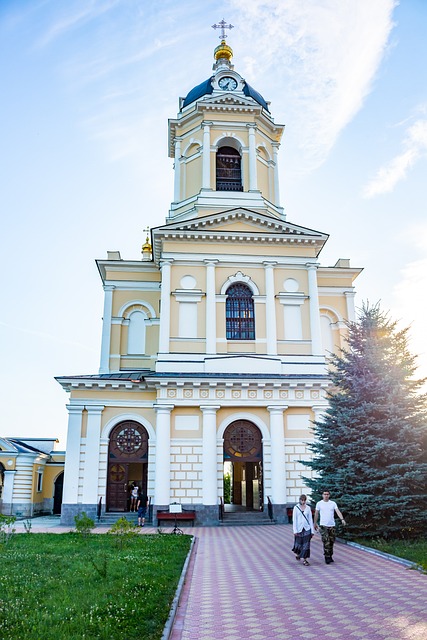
314, 490, 346, 564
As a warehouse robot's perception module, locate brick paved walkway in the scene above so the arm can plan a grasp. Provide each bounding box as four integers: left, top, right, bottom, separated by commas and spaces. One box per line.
169, 525, 427, 640
13, 518, 427, 639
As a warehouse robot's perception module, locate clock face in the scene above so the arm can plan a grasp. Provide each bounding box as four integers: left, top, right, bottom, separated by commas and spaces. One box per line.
218, 76, 238, 91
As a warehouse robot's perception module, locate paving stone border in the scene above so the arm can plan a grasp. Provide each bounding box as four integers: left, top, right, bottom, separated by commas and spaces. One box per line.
162, 535, 196, 640
338, 537, 419, 569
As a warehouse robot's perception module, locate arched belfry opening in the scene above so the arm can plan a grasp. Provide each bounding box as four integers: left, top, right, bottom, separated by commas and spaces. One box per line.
216, 146, 243, 191
223, 420, 263, 511
107, 421, 149, 512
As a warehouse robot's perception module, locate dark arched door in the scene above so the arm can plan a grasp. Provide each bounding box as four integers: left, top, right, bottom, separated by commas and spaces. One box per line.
223, 420, 263, 511
107, 421, 149, 512
53, 472, 64, 514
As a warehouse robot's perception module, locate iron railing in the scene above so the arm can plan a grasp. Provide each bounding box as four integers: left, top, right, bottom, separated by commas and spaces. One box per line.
267, 496, 274, 521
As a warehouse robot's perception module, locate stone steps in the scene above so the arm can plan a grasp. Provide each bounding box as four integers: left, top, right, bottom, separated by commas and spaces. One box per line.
220, 511, 276, 526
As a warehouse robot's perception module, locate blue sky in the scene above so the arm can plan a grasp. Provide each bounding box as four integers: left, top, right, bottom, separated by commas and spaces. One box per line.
1, 1, 426, 446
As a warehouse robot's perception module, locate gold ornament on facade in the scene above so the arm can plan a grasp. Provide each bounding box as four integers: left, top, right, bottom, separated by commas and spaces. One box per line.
141, 226, 152, 261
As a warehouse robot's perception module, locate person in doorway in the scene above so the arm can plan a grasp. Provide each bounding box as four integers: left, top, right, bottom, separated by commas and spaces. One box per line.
130, 483, 139, 512
137, 492, 149, 527
314, 490, 346, 564
292, 494, 315, 566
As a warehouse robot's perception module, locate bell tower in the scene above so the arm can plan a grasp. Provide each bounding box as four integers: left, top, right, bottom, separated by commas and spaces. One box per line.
168, 23, 285, 223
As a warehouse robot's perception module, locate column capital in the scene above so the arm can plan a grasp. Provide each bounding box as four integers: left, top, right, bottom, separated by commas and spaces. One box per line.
103, 284, 115, 292
160, 259, 174, 269
66, 404, 85, 414
86, 404, 105, 415
246, 123, 257, 131
263, 260, 277, 268
202, 121, 213, 128
267, 405, 288, 414
204, 259, 218, 266
154, 404, 174, 413
200, 405, 221, 414
306, 262, 320, 271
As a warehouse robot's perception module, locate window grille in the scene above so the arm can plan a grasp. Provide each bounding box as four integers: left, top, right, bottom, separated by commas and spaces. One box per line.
226, 283, 255, 340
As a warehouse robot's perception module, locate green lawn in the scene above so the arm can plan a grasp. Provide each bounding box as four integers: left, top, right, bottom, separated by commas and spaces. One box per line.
353, 537, 427, 569
0, 533, 192, 640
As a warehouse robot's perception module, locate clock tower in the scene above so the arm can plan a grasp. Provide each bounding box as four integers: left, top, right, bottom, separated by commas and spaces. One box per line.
168, 27, 284, 222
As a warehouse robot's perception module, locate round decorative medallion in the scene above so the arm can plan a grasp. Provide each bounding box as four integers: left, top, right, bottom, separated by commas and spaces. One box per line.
109, 421, 148, 459
224, 420, 262, 461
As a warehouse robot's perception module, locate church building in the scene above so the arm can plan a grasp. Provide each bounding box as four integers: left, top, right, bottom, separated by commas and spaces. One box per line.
57, 25, 362, 526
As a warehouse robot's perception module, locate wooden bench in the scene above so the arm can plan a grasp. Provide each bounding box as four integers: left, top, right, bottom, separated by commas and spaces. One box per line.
156, 509, 196, 527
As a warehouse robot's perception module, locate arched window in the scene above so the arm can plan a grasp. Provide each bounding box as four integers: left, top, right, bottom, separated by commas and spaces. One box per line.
216, 146, 243, 191
127, 310, 147, 354
226, 283, 255, 340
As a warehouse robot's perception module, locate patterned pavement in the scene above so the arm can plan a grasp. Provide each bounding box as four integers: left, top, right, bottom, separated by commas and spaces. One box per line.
13, 518, 427, 639
169, 525, 427, 640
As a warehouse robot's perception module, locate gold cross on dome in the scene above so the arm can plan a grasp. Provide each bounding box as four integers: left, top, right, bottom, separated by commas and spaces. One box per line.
212, 19, 234, 39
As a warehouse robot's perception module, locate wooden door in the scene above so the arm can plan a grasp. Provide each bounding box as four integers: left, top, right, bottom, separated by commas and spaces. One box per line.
107, 463, 129, 511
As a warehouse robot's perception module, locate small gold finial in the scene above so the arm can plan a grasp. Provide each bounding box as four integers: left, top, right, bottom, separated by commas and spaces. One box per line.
141, 226, 152, 261
214, 39, 233, 61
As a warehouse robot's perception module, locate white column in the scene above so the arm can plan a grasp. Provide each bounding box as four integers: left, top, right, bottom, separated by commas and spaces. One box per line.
202, 122, 211, 189
205, 260, 217, 354
99, 285, 114, 374
62, 405, 85, 503
268, 406, 287, 504
154, 405, 173, 505
2, 470, 16, 513
159, 260, 172, 353
82, 405, 104, 504
272, 143, 280, 205
307, 264, 322, 355
312, 405, 326, 424
264, 262, 277, 355
173, 138, 182, 202
201, 405, 220, 505
344, 290, 356, 322
248, 125, 257, 191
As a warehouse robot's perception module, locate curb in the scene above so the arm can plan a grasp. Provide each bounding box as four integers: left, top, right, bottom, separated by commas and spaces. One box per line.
161, 535, 196, 640
338, 538, 418, 569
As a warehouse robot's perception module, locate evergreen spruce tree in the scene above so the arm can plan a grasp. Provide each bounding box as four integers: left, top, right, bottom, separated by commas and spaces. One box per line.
302, 303, 427, 539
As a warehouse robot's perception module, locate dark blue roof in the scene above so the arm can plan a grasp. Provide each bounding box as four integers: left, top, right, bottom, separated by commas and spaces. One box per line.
182, 77, 214, 108
182, 77, 270, 112
243, 82, 270, 112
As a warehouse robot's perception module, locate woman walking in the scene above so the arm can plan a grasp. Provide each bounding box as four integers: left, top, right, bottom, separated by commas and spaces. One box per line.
292, 494, 315, 566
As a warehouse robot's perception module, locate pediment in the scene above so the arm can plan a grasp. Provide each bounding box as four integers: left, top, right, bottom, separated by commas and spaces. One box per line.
200, 94, 261, 111
154, 208, 328, 241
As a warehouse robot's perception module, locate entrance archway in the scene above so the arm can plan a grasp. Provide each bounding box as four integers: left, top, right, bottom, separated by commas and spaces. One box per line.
223, 420, 263, 511
53, 472, 64, 514
107, 421, 149, 512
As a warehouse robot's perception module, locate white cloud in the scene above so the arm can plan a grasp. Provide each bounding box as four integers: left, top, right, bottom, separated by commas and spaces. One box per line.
230, 0, 397, 169
391, 224, 427, 378
363, 117, 427, 197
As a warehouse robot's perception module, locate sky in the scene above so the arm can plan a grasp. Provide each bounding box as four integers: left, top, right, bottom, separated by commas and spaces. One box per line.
1, 0, 426, 447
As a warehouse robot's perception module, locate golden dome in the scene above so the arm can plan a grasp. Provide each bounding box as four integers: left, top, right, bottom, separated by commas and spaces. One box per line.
214, 39, 233, 61
141, 233, 152, 261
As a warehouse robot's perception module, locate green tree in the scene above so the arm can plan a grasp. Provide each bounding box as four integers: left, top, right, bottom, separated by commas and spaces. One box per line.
302, 303, 427, 539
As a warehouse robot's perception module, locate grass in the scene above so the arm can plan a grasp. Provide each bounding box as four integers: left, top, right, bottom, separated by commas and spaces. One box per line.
352, 537, 427, 570
0, 532, 192, 640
